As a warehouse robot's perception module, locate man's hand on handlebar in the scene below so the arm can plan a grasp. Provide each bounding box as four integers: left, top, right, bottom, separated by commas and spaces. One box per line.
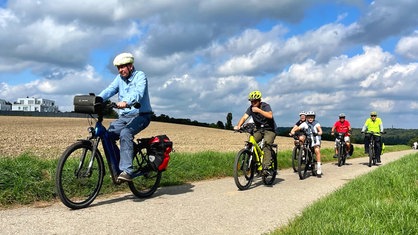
116, 101, 128, 109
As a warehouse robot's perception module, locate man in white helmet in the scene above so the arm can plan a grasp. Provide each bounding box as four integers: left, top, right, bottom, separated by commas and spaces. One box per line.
99, 52, 153, 182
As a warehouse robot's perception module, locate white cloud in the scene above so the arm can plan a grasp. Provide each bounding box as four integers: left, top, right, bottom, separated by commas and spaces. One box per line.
395, 31, 418, 60
1, 0, 418, 128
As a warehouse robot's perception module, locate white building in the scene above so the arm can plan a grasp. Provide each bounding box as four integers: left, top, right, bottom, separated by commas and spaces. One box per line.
12, 97, 59, 112
0, 99, 12, 111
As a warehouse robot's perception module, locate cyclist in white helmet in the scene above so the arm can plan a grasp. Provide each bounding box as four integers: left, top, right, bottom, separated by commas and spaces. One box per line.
99, 52, 153, 182
290, 111, 323, 175
290, 111, 307, 144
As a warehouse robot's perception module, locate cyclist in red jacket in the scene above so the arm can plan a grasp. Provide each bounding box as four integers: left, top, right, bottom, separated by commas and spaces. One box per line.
331, 113, 352, 158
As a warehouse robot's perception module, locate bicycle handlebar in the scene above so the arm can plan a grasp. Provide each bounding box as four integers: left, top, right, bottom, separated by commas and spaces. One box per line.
361, 131, 386, 135
110, 102, 141, 109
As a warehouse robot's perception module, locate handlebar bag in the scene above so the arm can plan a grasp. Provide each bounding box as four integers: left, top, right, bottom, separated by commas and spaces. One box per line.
73, 94, 103, 114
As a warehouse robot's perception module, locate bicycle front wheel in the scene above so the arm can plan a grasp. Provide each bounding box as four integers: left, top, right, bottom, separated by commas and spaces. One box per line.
262, 150, 277, 185
128, 153, 162, 198
233, 149, 254, 190
291, 146, 299, 172
55, 141, 104, 209
337, 144, 344, 167
298, 147, 308, 180
368, 144, 374, 167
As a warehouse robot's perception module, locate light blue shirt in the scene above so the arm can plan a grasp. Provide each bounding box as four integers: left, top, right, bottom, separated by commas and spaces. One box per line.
99, 70, 152, 115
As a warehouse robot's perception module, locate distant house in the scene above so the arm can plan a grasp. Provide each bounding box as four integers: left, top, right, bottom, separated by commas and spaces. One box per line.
0, 99, 12, 111
12, 97, 59, 112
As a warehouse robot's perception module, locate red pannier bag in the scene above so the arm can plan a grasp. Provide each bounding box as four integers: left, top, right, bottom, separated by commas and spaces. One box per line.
148, 135, 173, 171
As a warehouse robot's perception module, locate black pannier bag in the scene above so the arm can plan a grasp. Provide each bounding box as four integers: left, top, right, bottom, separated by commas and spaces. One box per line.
73, 94, 103, 114
147, 135, 173, 171
349, 143, 354, 156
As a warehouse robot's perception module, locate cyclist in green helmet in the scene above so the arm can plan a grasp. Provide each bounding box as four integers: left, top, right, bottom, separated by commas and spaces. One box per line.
234, 90, 277, 176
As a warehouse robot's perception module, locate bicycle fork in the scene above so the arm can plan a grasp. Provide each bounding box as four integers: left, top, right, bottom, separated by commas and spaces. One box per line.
75, 139, 99, 178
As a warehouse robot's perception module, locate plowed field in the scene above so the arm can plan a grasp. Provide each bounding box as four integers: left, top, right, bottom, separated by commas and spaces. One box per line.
0, 116, 335, 158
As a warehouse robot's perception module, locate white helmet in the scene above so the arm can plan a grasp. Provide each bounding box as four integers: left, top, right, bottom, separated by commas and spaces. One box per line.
113, 52, 134, 66
306, 111, 315, 116
299, 111, 306, 116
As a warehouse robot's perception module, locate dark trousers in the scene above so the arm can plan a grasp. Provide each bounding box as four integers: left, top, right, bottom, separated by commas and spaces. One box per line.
364, 135, 381, 160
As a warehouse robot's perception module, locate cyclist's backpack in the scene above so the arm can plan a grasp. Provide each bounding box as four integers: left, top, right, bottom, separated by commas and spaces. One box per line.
148, 135, 173, 171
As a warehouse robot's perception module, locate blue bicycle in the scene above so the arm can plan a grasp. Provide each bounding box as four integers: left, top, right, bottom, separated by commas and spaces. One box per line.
55, 96, 172, 209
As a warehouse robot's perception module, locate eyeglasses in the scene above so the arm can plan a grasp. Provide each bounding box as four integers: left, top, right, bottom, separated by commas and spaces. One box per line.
339, 117, 345, 119
371, 115, 377, 117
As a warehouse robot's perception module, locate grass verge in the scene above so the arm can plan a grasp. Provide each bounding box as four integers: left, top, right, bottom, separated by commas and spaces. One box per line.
272, 152, 418, 235
0, 145, 411, 207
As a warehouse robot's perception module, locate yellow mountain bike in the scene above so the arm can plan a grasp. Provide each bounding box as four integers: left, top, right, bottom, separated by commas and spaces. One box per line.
233, 123, 278, 190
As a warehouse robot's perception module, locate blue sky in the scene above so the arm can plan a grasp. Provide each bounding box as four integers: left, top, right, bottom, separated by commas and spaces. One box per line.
1, 0, 418, 129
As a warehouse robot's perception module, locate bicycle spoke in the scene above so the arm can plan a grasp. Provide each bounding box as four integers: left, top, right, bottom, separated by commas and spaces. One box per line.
55, 142, 104, 209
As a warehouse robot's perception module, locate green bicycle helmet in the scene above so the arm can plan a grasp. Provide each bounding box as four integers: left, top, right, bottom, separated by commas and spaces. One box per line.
248, 90, 262, 101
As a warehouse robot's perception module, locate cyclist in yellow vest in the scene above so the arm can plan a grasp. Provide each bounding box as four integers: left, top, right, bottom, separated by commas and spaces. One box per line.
361, 111, 384, 163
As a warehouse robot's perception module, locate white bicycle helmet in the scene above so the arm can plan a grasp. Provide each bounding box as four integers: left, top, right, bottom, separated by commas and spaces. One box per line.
306, 111, 315, 116
113, 52, 134, 66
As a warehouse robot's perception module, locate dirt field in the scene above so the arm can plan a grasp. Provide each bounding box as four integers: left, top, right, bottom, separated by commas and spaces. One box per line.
0, 116, 335, 158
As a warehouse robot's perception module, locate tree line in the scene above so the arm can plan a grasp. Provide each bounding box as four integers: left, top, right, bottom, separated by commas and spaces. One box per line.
150, 111, 418, 146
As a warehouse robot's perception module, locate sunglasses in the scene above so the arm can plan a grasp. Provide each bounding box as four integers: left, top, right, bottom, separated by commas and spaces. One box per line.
371, 115, 377, 117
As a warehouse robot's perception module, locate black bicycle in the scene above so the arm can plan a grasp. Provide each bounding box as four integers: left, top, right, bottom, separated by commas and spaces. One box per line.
296, 133, 317, 180
56, 98, 173, 209
335, 132, 348, 167
363, 131, 385, 167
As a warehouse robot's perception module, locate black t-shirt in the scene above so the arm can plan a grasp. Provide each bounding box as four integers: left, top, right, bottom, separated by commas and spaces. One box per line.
295, 120, 304, 126
245, 102, 276, 131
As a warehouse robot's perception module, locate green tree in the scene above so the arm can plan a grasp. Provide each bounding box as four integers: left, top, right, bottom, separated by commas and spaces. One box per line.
216, 121, 225, 129
225, 112, 233, 130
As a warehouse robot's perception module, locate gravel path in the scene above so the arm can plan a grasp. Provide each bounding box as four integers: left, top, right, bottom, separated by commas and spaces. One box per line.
1, 150, 415, 235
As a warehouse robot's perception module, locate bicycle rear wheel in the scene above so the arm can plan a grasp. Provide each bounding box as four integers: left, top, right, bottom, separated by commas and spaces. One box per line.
129, 153, 162, 198
233, 149, 255, 190
298, 147, 308, 180
291, 146, 299, 172
262, 150, 277, 185
55, 141, 104, 209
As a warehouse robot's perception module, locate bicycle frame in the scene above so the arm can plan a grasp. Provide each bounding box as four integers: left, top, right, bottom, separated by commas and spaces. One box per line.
245, 135, 264, 171
83, 114, 148, 184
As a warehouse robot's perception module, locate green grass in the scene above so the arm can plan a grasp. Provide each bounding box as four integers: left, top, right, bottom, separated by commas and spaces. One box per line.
0, 145, 411, 207
272, 152, 418, 235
